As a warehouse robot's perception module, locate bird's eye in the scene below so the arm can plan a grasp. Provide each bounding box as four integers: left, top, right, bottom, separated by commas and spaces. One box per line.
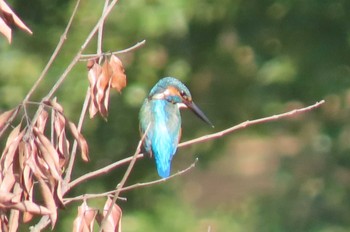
180, 90, 187, 99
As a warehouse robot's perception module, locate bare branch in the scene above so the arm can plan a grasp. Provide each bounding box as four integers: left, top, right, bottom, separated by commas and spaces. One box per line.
23, 0, 82, 103
67, 153, 144, 191
179, 100, 325, 148
62, 88, 91, 193
63, 0, 111, 192
119, 158, 198, 192
79, 40, 146, 61
63, 158, 198, 204
99, 125, 149, 231
67, 100, 325, 193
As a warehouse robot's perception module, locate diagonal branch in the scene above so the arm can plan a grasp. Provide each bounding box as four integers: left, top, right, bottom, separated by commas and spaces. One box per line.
99, 125, 149, 231
63, 158, 198, 205
67, 100, 325, 192
179, 100, 325, 147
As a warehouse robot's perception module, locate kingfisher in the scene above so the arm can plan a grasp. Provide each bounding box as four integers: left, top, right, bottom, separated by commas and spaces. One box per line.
139, 77, 213, 178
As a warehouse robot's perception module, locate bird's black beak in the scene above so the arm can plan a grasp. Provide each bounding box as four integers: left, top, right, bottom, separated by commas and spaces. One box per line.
185, 101, 214, 128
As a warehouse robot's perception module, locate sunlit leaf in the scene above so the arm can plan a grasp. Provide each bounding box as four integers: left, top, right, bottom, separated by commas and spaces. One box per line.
110, 55, 127, 93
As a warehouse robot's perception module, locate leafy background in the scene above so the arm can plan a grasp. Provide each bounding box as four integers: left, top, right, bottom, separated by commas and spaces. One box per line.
2, 0, 350, 231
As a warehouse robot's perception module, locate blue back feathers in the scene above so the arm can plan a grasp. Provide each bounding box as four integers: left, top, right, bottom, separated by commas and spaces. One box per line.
139, 77, 188, 178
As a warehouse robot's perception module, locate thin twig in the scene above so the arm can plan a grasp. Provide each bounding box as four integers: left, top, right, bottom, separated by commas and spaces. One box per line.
63, 0, 110, 192
67, 100, 325, 192
23, 0, 82, 103
67, 153, 144, 191
79, 40, 146, 61
63, 158, 198, 204
99, 126, 148, 231
27, 0, 121, 137
119, 158, 198, 192
62, 88, 91, 193
179, 100, 325, 147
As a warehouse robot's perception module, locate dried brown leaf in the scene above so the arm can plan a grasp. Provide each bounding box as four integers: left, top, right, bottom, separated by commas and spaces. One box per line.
8, 208, 19, 232
73, 201, 97, 232
8, 183, 22, 232
53, 113, 69, 166
0, 219, 8, 232
22, 167, 34, 223
10, 200, 51, 215
54, 113, 66, 137
57, 130, 69, 167
110, 55, 127, 93
21, 164, 33, 196
87, 58, 98, 70
54, 180, 64, 209
0, 0, 32, 35
1, 126, 24, 180
27, 140, 48, 180
45, 98, 64, 113
37, 177, 57, 228
34, 128, 62, 181
0, 191, 18, 203
88, 63, 102, 118
103, 82, 111, 118
96, 61, 111, 118
2, 123, 21, 153
0, 214, 9, 231
100, 198, 122, 232
0, 107, 19, 136
22, 211, 34, 224
0, 17, 11, 42
36, 109, 49, 133
0, 168, 15, 192
36, 141, 62, 181
68, 122, 89, 162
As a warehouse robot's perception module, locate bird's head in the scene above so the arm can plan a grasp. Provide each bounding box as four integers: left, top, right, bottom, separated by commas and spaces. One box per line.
149, 77, 214, 127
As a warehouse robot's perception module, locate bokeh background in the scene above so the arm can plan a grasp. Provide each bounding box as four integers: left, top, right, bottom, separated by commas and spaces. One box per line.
2, 0, 350, 231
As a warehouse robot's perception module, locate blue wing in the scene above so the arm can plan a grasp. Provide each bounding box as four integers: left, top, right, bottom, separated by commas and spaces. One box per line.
139, 99, 181, 178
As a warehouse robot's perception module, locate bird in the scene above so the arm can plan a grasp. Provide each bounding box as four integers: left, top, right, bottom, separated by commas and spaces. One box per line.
139, 77, 213, 178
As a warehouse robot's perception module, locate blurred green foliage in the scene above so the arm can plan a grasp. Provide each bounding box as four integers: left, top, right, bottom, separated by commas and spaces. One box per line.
3, 0, 350, 231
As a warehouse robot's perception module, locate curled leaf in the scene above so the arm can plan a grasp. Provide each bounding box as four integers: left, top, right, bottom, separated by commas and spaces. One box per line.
73, 201, 97, 232
36, 176, 58, 228
68, 122, 89, 162
88, 63, 102, 118
87, 58, 98, 70
36, 110, 49, 133
96, 60, 111, 118
99, 198, 122, 232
